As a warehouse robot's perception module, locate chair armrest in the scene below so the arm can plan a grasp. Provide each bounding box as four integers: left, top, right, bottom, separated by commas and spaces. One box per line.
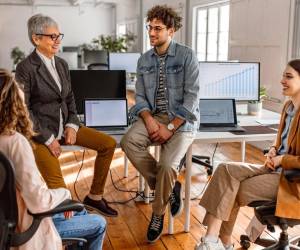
28, 199, 84, 218
284, 169, 300, 183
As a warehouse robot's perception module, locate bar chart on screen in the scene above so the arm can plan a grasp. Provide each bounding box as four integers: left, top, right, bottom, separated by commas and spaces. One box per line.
199, 62, 260, 101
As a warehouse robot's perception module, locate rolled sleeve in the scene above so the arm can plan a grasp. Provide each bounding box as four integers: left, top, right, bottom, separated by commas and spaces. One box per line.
65, 123, 79, 132
174, 50, 200, 123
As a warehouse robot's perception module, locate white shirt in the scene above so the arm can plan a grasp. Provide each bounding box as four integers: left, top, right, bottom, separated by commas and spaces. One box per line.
36, 49, 79, 145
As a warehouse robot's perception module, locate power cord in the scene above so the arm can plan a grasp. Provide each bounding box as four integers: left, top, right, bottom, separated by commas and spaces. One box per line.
73, 149, 86, 202
72, 149, 153, 204
190, 143, 219, 200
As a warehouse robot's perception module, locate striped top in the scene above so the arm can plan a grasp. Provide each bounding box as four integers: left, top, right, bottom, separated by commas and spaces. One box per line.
155, 54, 168, 113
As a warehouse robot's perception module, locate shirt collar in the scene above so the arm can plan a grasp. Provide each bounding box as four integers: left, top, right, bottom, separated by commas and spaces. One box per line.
286, 103, 296, 117
150, 40, 176, 57
36, 49, 56, 68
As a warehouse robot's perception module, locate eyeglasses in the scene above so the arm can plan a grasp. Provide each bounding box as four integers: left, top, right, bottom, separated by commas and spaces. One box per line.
146, 25, 167, 33
35, 33, 64, 41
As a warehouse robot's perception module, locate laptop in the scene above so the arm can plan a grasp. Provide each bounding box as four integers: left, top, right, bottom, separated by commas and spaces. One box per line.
199, 99, 245, 132
84, 98, 128, 135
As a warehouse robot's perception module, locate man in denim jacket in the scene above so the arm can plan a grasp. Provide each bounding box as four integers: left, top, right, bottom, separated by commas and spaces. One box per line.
121, 5, 200, 242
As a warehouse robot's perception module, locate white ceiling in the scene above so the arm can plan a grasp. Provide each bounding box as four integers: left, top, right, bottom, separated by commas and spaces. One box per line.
0, 0, 123, 7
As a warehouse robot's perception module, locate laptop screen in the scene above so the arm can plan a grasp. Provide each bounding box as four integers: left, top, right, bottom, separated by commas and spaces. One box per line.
200, 99, 237, 126
84, 99, 128, 128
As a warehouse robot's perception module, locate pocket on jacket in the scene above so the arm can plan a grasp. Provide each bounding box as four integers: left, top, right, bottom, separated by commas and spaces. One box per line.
166, 65, 184, 88
140, 66, 156, 89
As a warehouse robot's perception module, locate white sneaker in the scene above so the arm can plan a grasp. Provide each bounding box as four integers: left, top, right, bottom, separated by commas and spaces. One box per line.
195, 237, 226, 250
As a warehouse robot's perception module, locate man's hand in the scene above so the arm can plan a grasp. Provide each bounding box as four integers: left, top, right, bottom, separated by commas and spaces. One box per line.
140, 111, 160, 136
64, 127, 77, 145
48, 139, 62, 158
151, 123, 173, 144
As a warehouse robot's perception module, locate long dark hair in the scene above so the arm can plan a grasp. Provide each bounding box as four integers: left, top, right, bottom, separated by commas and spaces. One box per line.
288, 59, 300, 75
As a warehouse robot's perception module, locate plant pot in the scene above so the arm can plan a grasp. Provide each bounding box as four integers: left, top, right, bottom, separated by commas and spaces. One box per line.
247, 102, 262, 116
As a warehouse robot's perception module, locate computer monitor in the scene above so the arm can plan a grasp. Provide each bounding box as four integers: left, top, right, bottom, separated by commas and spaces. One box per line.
199, 62, 260, 101
70, 70, 126, 114
109, 52, 141, 73
62, 46, 78, 52
57, 52, 78, 69
83, 50, 108, 65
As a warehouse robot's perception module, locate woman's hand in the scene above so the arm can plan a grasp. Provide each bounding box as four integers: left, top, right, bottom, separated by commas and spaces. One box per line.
271, 155, 283, 168
266, 147, 277, 158
48, 139, 62, 158
64, 127, 77, 145
64, 211, 74, 219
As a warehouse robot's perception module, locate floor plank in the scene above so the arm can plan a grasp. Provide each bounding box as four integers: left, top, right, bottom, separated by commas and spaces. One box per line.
59, 143, 300, 249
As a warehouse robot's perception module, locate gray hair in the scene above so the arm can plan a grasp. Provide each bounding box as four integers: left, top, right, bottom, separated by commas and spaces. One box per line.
27, 14, 58, 46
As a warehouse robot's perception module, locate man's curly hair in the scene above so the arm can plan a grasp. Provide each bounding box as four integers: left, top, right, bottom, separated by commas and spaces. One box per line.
0, 69, 35, 143
147, 5, 182, 31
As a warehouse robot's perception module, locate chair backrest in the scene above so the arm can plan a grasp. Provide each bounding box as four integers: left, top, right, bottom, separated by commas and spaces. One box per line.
0, 151, 18, 250
87, 63, 109, 70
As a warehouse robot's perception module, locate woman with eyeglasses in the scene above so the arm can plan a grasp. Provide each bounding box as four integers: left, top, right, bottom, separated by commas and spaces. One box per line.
15, 14, 118, 218
0, 69, 106, 250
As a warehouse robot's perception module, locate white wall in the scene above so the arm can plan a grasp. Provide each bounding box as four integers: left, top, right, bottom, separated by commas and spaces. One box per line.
115, 0, 140, 51
0, 4, 114, 70
229, 0, 294, 112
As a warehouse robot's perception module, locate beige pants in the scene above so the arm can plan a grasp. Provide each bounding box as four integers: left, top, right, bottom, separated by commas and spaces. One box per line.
200, 162, 281, 236
121, 114, 194, 215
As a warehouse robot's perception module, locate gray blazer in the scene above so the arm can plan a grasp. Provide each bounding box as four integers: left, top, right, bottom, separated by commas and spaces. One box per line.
15, 50, 80, 144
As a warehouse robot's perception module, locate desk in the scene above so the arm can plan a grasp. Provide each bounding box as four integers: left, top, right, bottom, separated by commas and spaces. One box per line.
178, 107, 280, 233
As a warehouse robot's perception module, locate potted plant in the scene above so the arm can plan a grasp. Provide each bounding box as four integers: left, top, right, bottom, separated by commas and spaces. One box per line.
247, 86, 267, 116
10, 47, 26, 70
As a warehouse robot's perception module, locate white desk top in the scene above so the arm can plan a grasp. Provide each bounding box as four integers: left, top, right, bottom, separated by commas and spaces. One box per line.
194, 106, 280, 143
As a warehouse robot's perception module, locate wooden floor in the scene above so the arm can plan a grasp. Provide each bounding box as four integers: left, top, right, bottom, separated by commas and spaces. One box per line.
59, 142, 300, 250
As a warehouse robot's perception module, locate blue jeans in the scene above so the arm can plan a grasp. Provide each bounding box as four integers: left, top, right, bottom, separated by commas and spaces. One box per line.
52, 209, 106, 250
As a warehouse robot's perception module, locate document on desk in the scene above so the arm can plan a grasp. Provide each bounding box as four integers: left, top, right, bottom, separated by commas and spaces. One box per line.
256, 119, 279, 125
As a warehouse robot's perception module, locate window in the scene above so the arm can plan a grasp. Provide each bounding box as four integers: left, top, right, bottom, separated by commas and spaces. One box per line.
292, 0, 300, 58
195, 2, 230, 61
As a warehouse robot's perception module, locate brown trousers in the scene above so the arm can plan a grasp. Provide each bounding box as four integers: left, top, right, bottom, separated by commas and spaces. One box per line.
199, 162, 281, 236
33, 126, 116, 195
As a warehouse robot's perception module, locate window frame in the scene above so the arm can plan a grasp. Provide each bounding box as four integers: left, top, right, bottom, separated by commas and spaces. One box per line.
194, 1, 230, 61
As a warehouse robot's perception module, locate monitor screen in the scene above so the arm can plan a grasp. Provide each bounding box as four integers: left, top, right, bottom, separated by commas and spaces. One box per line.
109, 53, 141, 73
83, 50, 108, 65
200, 99, 236, 125
199, 62, 260, 101
84, 99, 128, 127
70, 70, 126, 114
57, 52, 78, 69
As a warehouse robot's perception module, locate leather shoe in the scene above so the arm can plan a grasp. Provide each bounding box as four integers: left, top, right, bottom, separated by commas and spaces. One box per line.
83, 196, 118, 217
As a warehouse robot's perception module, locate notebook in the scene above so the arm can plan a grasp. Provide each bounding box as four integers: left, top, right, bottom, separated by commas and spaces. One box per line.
199, 99, 245, 132
84, 98, 128, 134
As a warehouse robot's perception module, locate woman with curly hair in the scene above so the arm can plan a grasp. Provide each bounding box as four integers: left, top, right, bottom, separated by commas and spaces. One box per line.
0, 69, 106, 250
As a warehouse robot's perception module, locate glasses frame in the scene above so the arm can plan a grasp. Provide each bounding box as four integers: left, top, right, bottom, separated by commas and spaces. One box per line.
35, 33, 64, 41
145, 25, 168, 33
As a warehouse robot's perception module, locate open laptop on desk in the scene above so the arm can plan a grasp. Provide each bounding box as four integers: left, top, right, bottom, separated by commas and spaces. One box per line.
84, 98, 128, 135
199, 99, 245, 132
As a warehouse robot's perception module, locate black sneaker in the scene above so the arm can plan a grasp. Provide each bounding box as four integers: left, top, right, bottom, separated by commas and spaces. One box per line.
147, 213, 164, 243
169, 181, 183, 217
83, 196, 118, 217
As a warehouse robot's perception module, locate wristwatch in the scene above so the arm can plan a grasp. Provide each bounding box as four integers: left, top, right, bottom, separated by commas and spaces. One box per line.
167, 123, 175, 133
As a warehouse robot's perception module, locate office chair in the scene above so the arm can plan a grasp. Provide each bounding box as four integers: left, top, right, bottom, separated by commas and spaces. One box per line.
0, 151, 87, 250
179, 153, 213, 176
87, 63, 109, 70
240, 168, 300, 249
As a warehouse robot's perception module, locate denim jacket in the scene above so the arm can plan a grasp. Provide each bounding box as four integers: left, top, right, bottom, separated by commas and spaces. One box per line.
129, 40, 200, 131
